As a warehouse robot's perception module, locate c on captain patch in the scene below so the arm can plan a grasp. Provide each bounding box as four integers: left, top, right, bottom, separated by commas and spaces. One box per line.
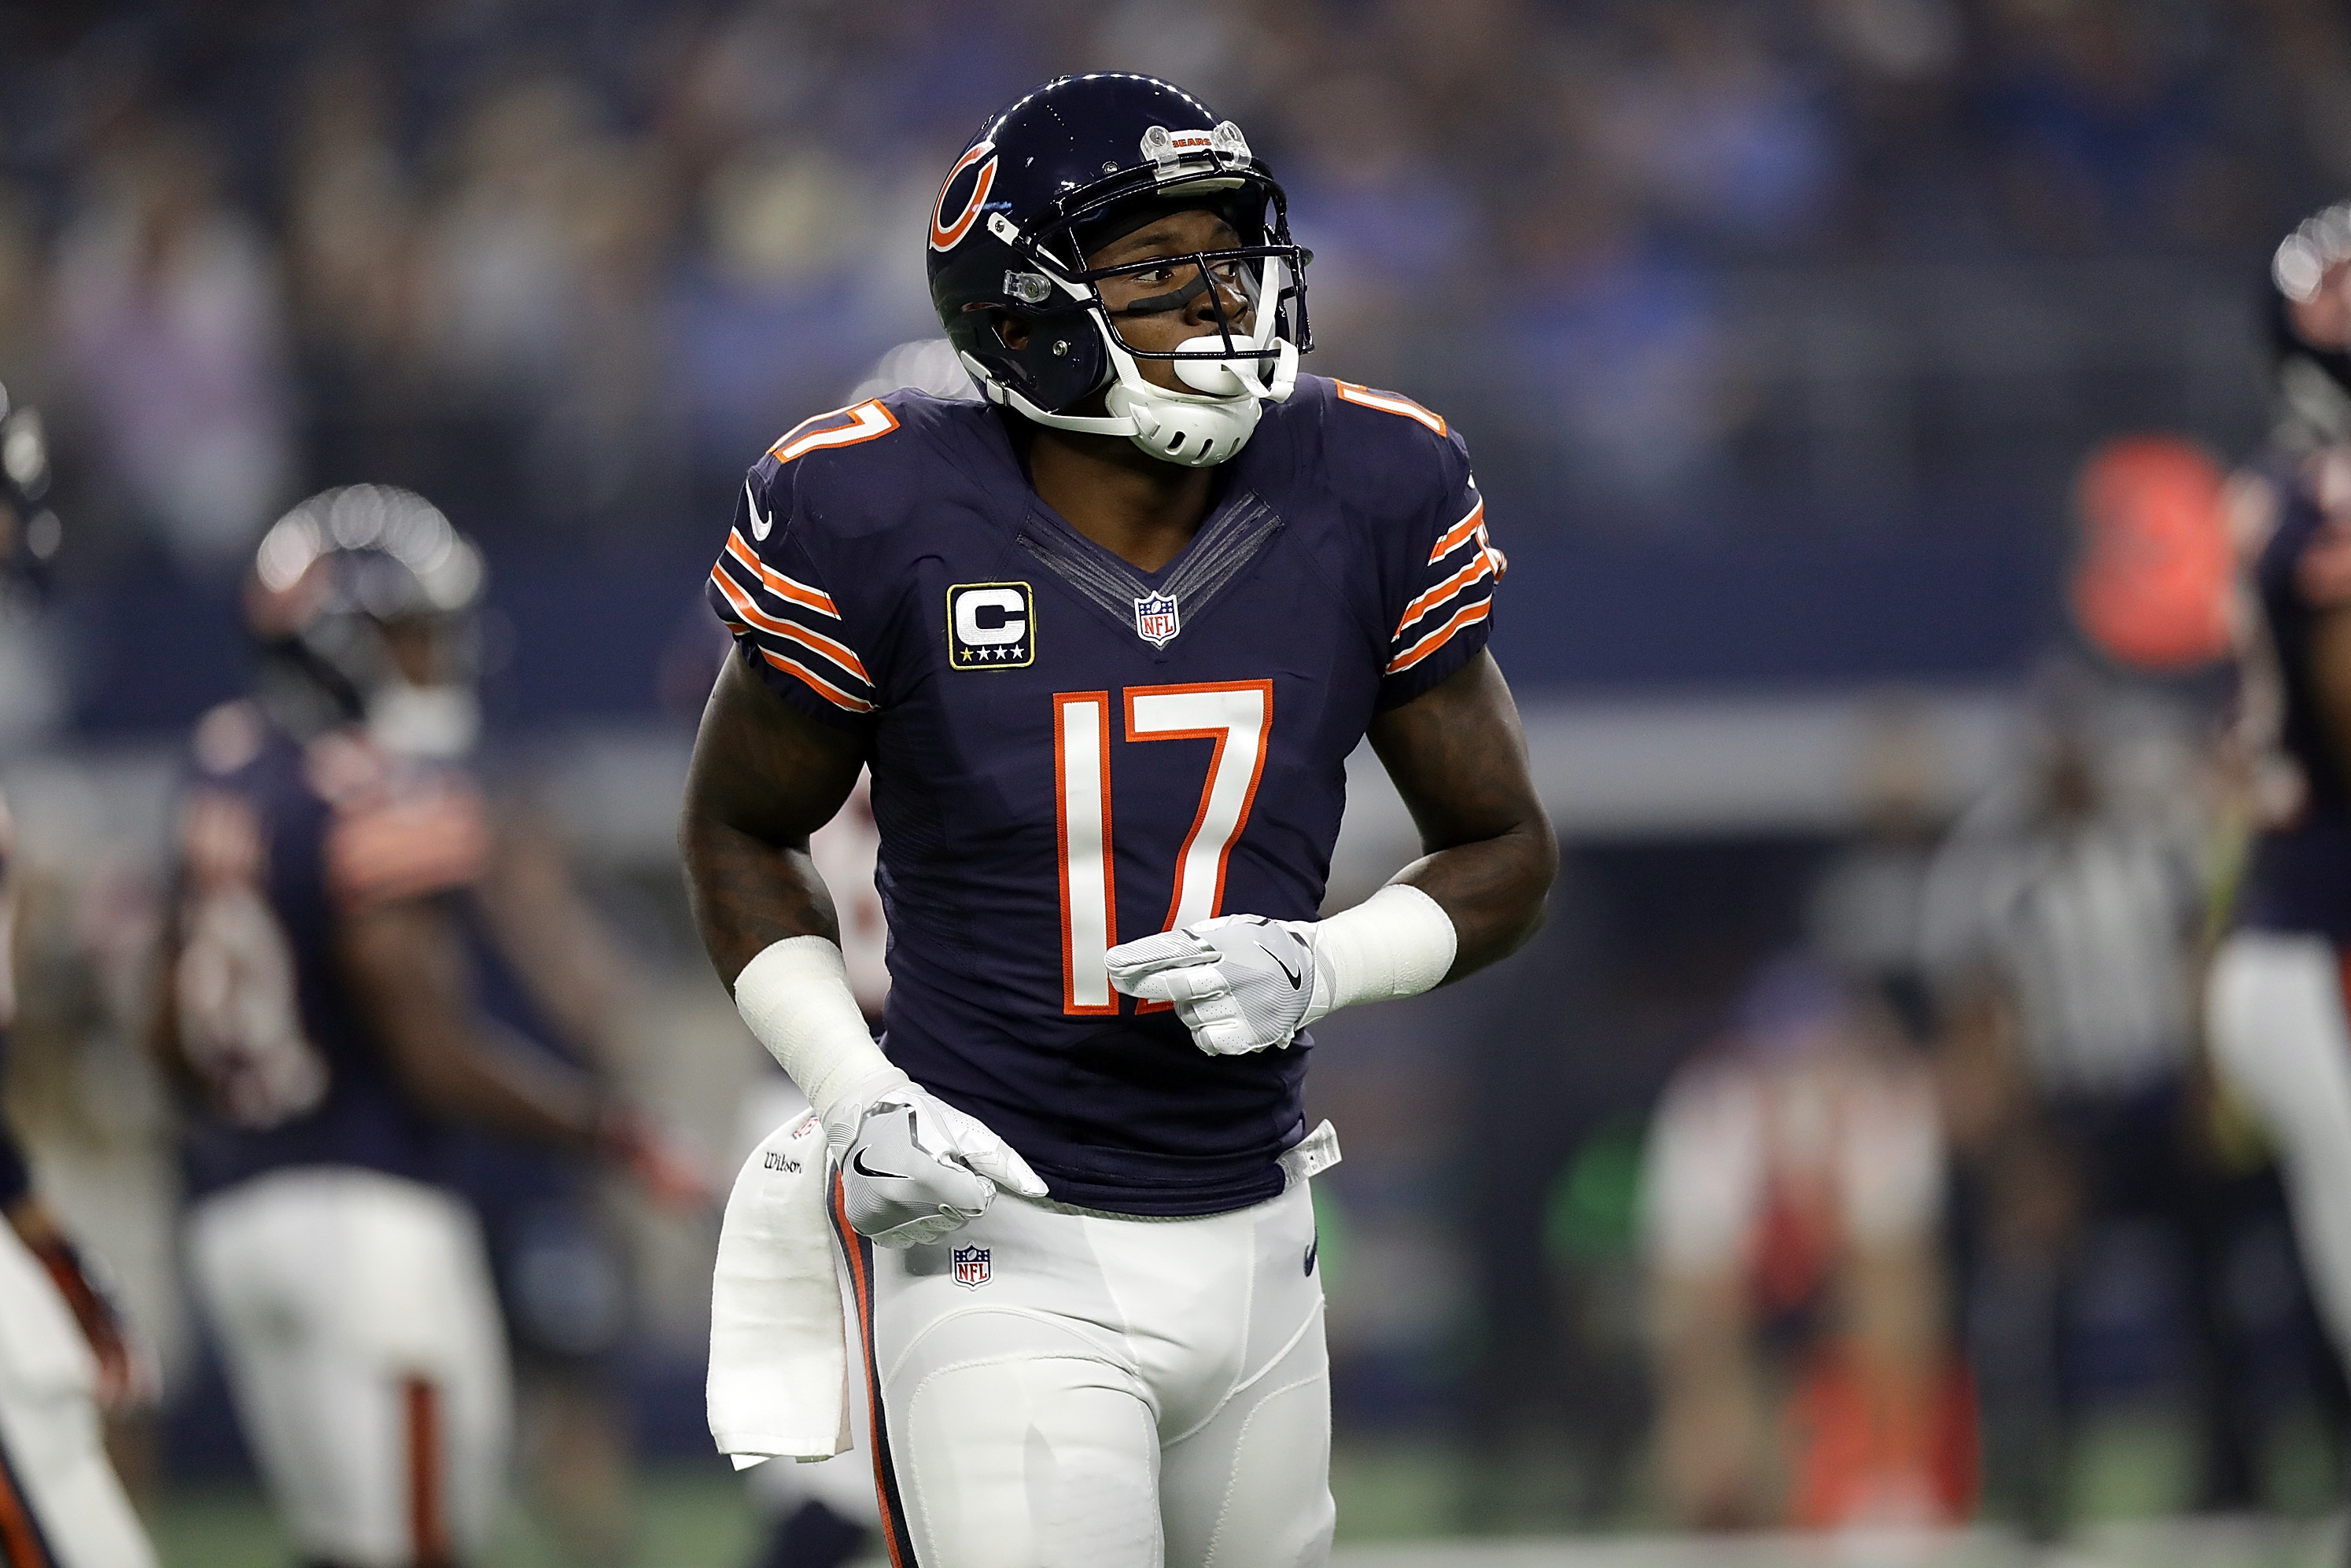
948, 581, 1035, 668
953, 1244, 992, 1289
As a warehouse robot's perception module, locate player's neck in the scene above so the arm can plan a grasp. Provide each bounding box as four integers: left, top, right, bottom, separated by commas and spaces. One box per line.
1022, 425, 1218, 575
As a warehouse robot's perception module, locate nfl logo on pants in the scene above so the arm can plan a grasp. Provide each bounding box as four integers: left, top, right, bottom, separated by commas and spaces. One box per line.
1133, 591, 1180, 648
953, 1245, 991, 1289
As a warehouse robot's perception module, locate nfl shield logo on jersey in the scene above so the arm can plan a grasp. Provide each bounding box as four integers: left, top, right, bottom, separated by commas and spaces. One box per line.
953, 1244, 992, 1289
1133, 591, 1180, 648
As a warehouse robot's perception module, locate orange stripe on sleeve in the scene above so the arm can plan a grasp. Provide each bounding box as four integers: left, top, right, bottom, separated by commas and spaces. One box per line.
709, 565, 872, 683
326, 791, 491, 911
1394, 552, 1496, 639
760, 650, 877, 713
1386, 598, 1492, 675
724, 533, 841, 618
1426, 499, 1487, 565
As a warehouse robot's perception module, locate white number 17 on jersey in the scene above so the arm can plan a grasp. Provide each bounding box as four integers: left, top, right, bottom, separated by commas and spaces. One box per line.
1053, 680, 1273, 1015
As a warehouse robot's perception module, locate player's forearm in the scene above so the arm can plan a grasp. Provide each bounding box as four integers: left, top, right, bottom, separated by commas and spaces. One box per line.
396, 1030, 606, 1152
680, 656, 868, 985
1366, 651, 1558, 984
680, 817, 840, 985
1391, 819, 1557, 980
341, 901, 605, 1153
482, 831, 637, 1065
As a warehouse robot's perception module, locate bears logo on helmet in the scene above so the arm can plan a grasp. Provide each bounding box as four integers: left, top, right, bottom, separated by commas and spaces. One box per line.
930, 142, 999, 253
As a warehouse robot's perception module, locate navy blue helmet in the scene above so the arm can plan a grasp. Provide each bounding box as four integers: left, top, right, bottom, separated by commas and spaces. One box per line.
2270, 197, 2351, 447
245, 485, 487, 750
926, 73, 1312, 466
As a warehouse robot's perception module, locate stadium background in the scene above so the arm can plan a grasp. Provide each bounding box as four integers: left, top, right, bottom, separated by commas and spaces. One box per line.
1, 0, 2347, 1561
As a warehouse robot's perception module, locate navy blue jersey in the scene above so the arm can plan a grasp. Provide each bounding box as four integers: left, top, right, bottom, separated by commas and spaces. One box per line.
2239, 451, 2351, 940
706, 375, 1500, 1215
170, 701, 492, 1198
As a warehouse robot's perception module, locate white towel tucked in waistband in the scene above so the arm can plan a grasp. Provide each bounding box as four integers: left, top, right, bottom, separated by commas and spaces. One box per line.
707, 1110, 849, 1468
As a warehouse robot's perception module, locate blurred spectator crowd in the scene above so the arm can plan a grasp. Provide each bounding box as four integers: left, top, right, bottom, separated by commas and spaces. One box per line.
4, 0, 2351, 584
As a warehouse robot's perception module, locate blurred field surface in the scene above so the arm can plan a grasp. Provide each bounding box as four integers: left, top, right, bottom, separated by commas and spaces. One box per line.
147, 1465, 2345, 1568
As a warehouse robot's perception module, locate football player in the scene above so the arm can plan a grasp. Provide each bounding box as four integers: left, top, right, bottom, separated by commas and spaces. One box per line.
681, 74, 1557, 1564
159, 485, 698, 1568
2209, 200, 2351, 1541
0, 385, 157, 1568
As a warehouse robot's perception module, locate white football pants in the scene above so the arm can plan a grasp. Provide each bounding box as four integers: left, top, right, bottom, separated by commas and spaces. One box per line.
0, 1220, 155, 1568
188, 1168, 510, 1567
835, 1175, 1335, 1568
2209, 932, 2351, 1374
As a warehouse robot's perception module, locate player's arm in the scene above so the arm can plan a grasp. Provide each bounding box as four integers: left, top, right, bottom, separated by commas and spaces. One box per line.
337, 896, 608, 1150
678, 652, 865, 985
479, 808, 638, 1073
680, 653, 1045, 1239
1107, 651, 1556, 1054
1366, 650, 1557, 976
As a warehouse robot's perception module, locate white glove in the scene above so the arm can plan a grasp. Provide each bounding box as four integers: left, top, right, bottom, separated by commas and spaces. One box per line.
1104, 915, 1328, 1056
823, 1069, 1048, 1250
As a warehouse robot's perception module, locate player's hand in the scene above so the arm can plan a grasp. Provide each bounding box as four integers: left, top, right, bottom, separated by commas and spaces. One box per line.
28, 1234, 153, 1411
599, 1108, 718, 1213
1105, 914, 1323, 1055
824, 1069, 1047, 1250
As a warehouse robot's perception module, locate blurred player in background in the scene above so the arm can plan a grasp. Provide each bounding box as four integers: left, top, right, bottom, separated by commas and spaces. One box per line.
1922, 675, 2238, 1532
2209, 199, 2351, 1555
683, 73, 1555, 1564
448, 771, 667, 1564
0, 386, 156, 1567
1642, 958, 1970, 1532
157, 485, 701, 1568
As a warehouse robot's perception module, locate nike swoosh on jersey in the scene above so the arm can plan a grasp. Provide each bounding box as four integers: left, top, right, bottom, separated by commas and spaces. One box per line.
1303, 1236, 1318, 1275
850, 1148, 905, 1180
746, 480, 773, 540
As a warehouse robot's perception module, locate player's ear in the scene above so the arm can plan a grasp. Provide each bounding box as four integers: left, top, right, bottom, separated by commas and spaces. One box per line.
988, 309, 1030, 352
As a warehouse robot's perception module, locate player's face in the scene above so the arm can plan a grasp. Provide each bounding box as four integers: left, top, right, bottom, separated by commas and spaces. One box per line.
381, 615, 460, 686
1088, 209, 1255, 394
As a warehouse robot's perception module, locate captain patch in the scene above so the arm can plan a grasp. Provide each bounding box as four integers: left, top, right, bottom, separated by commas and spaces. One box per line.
948, 582, 1035, 668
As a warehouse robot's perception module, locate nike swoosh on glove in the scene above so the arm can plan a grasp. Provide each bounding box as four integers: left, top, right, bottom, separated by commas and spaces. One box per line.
824, 1069, 1048, 1250
1104, 915, 1326, 1056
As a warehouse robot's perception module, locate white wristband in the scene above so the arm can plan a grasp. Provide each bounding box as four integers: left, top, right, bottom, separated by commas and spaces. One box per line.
1302, 883, 1457, 1026
732, 936, 902, 1117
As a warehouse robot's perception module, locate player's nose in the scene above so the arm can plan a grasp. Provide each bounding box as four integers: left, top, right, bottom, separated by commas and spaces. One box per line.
1184, 265, 1249, 335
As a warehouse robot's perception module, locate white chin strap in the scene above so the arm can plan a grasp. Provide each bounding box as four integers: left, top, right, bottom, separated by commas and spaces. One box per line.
969, 257, 1301, 469
1103, 334, 1298, 467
